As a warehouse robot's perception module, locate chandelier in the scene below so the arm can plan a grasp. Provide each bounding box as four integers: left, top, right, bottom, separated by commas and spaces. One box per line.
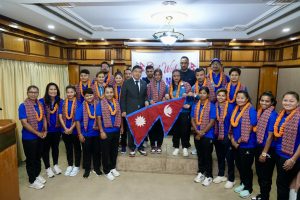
153, 16, 184, 45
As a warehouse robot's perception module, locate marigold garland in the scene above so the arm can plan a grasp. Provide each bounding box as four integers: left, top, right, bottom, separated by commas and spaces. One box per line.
209, 70, 223, 88
49, 104, 58, 114
195, 99, 209, 126
169, 81, 182, 98
194, 79, 207, 94
64, 98, 76, 120
216, 101, 228, 122
274, 109, 297, 137
35, 103, 43, 121
114, 84, 122, 100
227, 82, 241, 103
108, 98, 117, 116
85, 102, 95, 119
80, 80, 91, 97
230, 102, 251, 127
95, 81, 105, 99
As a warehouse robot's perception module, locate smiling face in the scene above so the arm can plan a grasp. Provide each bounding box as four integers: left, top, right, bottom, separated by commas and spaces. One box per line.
132, 68, 142, 80
217, 91, 227, 103
104, 87, 114, 100
259, 95, 272, 110
236, 93, 248, 107
66, 88, 76, 99
27, 87, 39, 101
80, 73, 89, 83
115, 74, 123, 85
230, 71, 240, 83
84, 93, 94, 103
282, 94, 299, 112
196, 70, 206, 82
96, 73, 105, 84
172, 71, 181, 84
48, 85, 58, 98
199, 89, 209, 101
154, 71, 162, 82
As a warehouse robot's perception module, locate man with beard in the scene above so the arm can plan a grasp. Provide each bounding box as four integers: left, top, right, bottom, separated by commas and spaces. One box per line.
142, 65, 154, 85
179, 56, 196, 87
100, 61, 115, 86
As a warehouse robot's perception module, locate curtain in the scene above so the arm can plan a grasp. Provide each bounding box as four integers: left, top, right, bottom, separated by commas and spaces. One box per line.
0, 59, 69, 160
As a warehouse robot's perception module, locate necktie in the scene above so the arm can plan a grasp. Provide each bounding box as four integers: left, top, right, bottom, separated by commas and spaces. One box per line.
135, 80, 139, 94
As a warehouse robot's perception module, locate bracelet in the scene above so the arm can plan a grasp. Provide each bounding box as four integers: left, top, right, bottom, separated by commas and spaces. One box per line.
289, 158, 296, 164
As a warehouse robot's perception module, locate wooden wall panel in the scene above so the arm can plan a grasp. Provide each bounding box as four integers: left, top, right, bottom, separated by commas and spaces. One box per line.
283, 46, 293, 60
29, 40, 45, 55
86, 49, 106, 60
231, 50, 253, 61
3, 34, 24, 53
68, 64, 79, 85
259, 51, 264, 61
204, 50, 213, 62
48, 45, 60, 58
124, 49, 131, 61
258, 66, 278, 98
75, 49, 81, 60
298, 45, 300, 58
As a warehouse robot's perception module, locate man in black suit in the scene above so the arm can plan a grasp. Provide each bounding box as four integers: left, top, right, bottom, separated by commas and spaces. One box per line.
120, 65, 149, 157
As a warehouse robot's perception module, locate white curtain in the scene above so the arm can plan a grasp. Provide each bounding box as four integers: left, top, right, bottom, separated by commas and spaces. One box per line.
0, 59, 69, 160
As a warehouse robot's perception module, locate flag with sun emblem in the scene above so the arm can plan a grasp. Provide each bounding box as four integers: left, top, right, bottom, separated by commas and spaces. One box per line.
126, 97, 185, 146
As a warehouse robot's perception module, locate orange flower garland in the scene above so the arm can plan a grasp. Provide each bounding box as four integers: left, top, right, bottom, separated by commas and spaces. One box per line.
216, 101, 228, 122
64, 98, 76, 120
230, 102, 251, 127
194, 79, 207, 94
80, 80, 91, 97
49, 104, 58, 114
209, 70, 223, 88
95, 82, 105, 99
114, 84, 122, 100
35, 103, 43, 122
195, 99, 209, 125
105, 74, 111, 85
274, 109, 297, 137
226, 82, 241, 103
169, 81, 182, 98
108, 99, 117, 116
85, 102, 95, 119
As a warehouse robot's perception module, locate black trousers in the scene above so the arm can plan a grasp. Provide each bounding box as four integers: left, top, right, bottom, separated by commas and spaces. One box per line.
195, 137, 214, 178
62, 134, 81, 167
120, 117, 127, 148
101, 132, 120, 174
235, 147, 255, 193
149, 121, 164, 147
82, 136, 101, 171
22, 139, 43, 183
276, 154, 300, 200
127, 130, 144, 151
214, 138, 235, 182
172, 112, 190, 148
42, 132, 61, 169
254, 146, 276, 200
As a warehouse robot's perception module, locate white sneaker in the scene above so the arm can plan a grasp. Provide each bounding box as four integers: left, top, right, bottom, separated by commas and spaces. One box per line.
46, 167, 55, 178
172, 148, 179, 156
183, 148, 189, 157
224, 181, 236, 189
194, 173, 205, 183
29, 179, 44, 190
70, 167, 80, 177
213, 176, 227, 184
64, 166, 73, 176
105, 172, 115, 181
110, 169, 120, 177
191, 149, 197, 155
36, 175, 46, 184
202, 177, 213, 186
53, 165, 62, 175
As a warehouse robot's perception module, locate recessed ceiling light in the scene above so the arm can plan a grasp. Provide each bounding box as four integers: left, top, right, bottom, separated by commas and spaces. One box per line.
9, 24, 18, 29
282, 28, 290, 33
101, 38, 105, 41
233, 46, 240, 49
78, 37, 83, 40
231, 38, 236, 41
49, 36, 56, 40
48, 25, 55, 29
0, 28, 6, 32
290, 37, 297, 41
257, 38, 263, 41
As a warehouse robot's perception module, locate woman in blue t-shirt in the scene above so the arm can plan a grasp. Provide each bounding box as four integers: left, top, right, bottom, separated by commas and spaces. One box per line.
58, 85, 81, 177
39, 82, 63, 178
230, 90, 257, 198
18, 85, 47, 189
191, 86, 216, 187
273, 91, 300, 200
252, 91, 277, 200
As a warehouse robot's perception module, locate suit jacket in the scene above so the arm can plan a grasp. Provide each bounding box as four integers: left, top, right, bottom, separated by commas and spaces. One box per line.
120, 78, 147, 114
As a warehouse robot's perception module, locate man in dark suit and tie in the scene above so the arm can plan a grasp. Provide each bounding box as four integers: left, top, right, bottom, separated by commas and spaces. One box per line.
120, 65, 149, 157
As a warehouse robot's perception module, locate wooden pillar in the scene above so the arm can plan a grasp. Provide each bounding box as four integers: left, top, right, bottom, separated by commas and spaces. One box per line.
258, 65, 278, 97
68, 63, 79, 85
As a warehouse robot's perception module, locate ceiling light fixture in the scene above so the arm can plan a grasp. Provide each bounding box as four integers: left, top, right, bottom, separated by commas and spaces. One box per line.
282, 28, 290, 32
290, 37, 297, 41
153, 16, 184, 46
48, 25, 55, 29
257, 38, 263, 41
9, 24, 18, 29
49, 36, 56, 40
232, 38, 236, 41
78, 37, 83, 40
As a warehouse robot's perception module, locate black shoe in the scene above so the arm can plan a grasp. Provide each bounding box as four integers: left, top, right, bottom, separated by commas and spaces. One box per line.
138, 149, 147, 156
83, 170, 90, 178
251, 194, 262, 200
94, 169, 102, 176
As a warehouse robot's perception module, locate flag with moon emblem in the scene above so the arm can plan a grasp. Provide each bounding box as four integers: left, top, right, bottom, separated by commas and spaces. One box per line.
126, 97, 186, 147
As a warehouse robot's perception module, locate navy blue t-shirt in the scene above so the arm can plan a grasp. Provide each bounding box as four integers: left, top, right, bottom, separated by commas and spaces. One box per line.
96, 101, 120, 134
58, 99, 79, 135
39, 98, 61, 133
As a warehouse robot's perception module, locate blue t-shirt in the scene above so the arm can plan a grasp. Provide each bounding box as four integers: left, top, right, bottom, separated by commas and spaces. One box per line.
216, 103, 234, 139
191, 101, 216, 139
58, 99, 78, 135
257, 110, 277, 147
18, 103, 43, 140
211, 72, 230, 91
78, 84, 90, 103
232, 106, 257, 148
74, 103, 99, 137
228, 84, 248, 107
168, 83, 192, 113
96, 101, 120, 133
39, 98, 61, 133
275, 113, 300, 160
116, 85, 122, 102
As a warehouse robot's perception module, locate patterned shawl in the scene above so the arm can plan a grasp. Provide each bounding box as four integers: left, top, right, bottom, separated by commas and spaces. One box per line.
215, 101, 228, 140
147, 80, 167, 102
195, 100, 211, 132
256, 106, 274, 144
100, 98, 121, 128
83, 101, 98, 131
24, 98, 44, 131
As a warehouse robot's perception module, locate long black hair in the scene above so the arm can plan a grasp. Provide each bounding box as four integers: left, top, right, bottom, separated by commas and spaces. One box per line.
171, 69, 182, 89
236, 90, 251, 103
259, 91, 277, 107
44, 82, 61, 106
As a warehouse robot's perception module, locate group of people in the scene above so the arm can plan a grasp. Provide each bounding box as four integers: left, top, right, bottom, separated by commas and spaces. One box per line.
19, 58, 299, 200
